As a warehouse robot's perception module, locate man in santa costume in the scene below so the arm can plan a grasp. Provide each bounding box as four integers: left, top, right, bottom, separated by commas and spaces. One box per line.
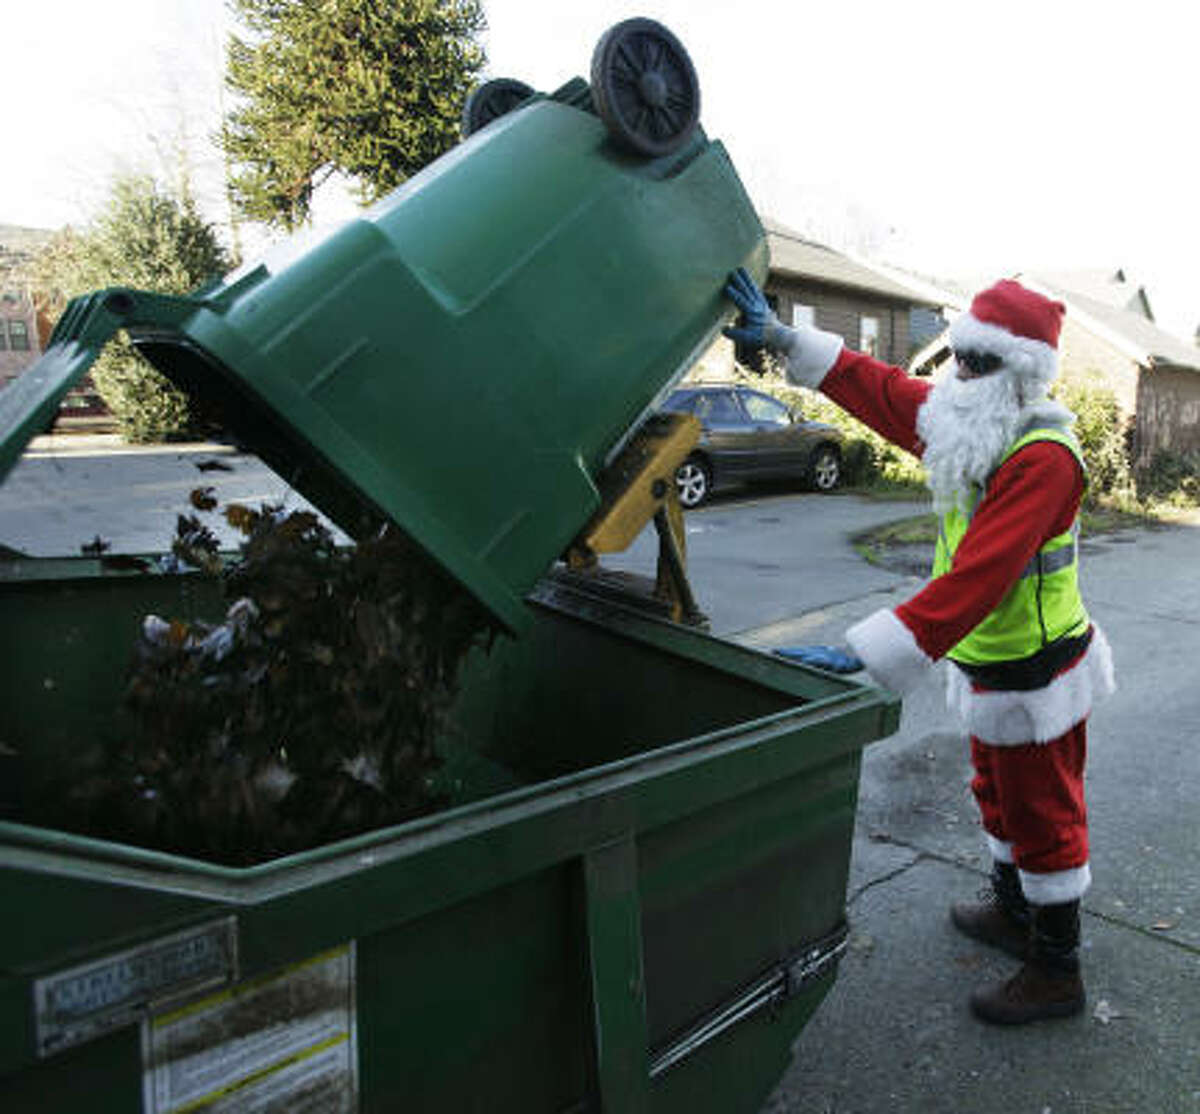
724, 268, 1115, 1024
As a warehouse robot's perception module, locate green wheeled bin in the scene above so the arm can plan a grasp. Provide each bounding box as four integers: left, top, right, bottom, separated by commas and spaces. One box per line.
0, 19, 900, 1114
1, 24, 764, 638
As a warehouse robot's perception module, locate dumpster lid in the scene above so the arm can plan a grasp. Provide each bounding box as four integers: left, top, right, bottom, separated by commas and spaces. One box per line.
0, 286, 534, 632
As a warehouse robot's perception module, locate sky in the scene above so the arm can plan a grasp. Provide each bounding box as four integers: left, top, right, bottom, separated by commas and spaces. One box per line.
5, 0, 1198, 337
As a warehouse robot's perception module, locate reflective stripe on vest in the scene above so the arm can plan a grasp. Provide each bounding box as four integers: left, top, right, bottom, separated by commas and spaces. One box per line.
933, 427, 1090, 666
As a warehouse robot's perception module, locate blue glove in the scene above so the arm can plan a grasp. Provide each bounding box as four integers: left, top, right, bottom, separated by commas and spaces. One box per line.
722, 266, 777, 349
774, 645, 864, 674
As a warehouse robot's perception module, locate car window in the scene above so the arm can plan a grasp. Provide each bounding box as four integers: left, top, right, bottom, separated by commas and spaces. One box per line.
740, 391, 791, 427
662, 392, 695, 414
694, 391, 743, 425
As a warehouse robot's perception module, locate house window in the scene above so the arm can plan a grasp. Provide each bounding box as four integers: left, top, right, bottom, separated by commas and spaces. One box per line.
7, 320, 30, 351
792, 304, 815, 328
860, 315, 879, 357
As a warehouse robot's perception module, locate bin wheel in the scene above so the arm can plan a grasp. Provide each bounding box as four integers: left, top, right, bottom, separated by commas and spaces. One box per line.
590, 18, 700, 158
461, 78, 537, 137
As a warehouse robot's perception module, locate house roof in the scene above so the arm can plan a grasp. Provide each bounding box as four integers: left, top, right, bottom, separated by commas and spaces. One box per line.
763, 218, 942, 307
1035, 282, 1200, 372
908, 268, 1200, 375
1031, 268, 1155, 321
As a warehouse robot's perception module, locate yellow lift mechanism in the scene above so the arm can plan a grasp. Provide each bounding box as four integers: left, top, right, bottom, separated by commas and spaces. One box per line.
566, 412, 706, 626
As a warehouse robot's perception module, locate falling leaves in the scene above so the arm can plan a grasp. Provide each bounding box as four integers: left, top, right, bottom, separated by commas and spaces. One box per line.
172, 513, 222, 575
189, 486, 219, 511
51, 491, 496, 865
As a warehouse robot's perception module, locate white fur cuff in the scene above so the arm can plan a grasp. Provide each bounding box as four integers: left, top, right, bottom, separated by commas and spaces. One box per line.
846, 608, 934, 695
772, 323, 844, 388
1019, 863, 1091, 904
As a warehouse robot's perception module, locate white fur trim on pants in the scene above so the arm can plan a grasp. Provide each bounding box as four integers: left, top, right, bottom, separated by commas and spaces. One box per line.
945, 626, 1116, 745
771, 322, 844, 389
986, 834, 1015, 864
846, 608, 934, 695
1020, 863, 1091, 904
986, 837, 1090, 902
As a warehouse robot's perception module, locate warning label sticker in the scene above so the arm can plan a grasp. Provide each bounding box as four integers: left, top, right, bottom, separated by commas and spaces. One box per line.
142, 943, 357, 1113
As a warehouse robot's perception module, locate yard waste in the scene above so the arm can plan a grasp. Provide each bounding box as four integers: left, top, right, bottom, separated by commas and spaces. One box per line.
13, 493, 494, 866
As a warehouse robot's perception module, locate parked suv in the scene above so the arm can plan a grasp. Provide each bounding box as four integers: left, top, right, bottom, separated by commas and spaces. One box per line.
660, 383, 843, 507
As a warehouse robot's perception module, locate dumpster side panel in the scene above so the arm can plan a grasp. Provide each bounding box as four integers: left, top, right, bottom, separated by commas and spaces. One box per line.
0, 573, 224, 813
0, 1025, 141, 1114
357, 865, 591, 1113
638, 752, 861, 1046
649, 982, 831, 1114
450, 592, 797, 782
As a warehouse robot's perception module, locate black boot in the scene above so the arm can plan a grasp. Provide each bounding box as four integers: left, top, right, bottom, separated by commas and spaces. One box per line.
969, 900, 1086, 1025
950, 862, 1030, 960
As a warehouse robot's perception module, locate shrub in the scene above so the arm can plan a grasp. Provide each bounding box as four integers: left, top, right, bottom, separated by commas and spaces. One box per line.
1139, 449, 1200, 507
33, 175, 232, 442
1051, 379, 1134, 503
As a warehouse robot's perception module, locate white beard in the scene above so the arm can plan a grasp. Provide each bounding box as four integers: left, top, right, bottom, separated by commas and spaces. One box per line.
916, 371, 1023, 514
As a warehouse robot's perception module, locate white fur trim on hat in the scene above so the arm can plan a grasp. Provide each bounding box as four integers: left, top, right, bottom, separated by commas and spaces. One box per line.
772, 321, 844, 388
945, 626, 1116, 745
1020, 863, 1091, 904
949, 313, 1060, 392
846, 608, 934, 695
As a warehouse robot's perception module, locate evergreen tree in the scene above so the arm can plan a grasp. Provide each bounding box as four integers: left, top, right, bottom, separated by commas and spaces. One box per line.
34, 175, 232, 442
221, 0, 486, 230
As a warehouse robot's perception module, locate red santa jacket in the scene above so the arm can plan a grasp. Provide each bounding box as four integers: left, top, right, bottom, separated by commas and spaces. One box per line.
807, 347, 1115, 744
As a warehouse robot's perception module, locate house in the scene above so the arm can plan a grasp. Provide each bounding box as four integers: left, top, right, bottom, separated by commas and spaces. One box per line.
0, 222, 111, 428
0, 224, 49, 388
760, 218, 944, 364
910, 268, 1200, 468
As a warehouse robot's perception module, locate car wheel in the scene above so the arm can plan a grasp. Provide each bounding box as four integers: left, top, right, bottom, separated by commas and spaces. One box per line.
675, 455, 711, 508
809, 445, 841, 491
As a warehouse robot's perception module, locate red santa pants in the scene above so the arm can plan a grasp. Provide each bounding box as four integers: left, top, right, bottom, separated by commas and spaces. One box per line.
969, 721, 1089, 903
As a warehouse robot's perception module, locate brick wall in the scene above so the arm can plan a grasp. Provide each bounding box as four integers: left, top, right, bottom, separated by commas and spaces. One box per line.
0, 286, 40, 385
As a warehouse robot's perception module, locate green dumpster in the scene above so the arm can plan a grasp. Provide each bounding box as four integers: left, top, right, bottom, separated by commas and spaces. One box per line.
0, 19, 900, 1113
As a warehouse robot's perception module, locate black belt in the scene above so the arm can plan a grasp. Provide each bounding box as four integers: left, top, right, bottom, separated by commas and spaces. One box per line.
951, 627, 1093, 692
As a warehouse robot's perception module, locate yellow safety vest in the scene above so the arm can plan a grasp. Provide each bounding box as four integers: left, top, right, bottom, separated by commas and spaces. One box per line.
932, 428, 1090, 667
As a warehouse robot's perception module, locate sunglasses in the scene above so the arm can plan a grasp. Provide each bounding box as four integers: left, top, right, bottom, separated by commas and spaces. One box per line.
954, 349, 1004, 376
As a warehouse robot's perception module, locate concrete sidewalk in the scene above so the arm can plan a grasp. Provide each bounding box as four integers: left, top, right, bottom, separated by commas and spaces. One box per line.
23, 432, 233, 457
735, 519, 1200, 1113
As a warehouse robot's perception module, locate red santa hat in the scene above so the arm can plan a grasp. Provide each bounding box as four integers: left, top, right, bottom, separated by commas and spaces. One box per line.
949, 279, 1066, 392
